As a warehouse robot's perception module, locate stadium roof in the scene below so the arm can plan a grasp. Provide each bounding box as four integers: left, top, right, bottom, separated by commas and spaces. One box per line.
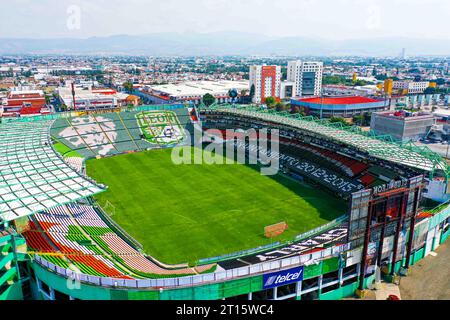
0, 120, 106, 222
295, 96, 381, 105
206, 105, 449, 176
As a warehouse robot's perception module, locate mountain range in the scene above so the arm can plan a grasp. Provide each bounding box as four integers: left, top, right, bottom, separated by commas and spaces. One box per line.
0, 32, 448, 56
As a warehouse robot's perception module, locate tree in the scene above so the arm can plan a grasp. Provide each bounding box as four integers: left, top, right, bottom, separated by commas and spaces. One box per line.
290, 105, 301, 114
275, 102, 287, 112
123, 81, 134, 93
329, 117, 350, 127
363, 112, 372, 126
22, 70, 32, 78
265, 96, 276, 107
424, 87, 437, 94
352, 115, 364, 126
202, 93, 216, 107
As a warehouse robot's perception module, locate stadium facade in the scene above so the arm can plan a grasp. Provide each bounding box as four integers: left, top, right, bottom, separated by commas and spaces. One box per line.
0, 104, 449, 300
291, 96, 389, 118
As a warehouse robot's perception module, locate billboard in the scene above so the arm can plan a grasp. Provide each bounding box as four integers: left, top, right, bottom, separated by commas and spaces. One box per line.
262, 266, 304, 289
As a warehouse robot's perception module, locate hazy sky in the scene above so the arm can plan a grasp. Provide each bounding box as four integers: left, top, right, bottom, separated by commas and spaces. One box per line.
1, 0, 449, 39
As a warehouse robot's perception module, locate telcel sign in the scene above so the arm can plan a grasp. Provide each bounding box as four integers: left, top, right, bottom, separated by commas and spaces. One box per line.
262, 266, 304, 289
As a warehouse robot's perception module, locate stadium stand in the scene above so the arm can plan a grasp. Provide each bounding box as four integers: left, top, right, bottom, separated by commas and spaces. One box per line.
359, 173, 377, 187
202, 122, 365, 198
50, 108, 192, 159
199, 108, 423, 200
279, 137, 369, 178
23, 203, 214, 278
65, 157, 84, 173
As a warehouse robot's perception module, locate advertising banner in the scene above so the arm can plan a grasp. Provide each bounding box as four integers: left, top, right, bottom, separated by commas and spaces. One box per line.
365, 241, 378, 274
262, 266, 304, 289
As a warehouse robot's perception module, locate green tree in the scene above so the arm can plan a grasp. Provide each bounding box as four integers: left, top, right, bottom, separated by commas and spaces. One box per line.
22, 70, 32, 77
329, 117, 350, 127
363, 112, 372, 126
352, 115, 364, 126
424, 87, 437, 94
265, 96, 276, 107
123, 81, 134, 93
275, 102, 287, 112
202, 93, 216, 107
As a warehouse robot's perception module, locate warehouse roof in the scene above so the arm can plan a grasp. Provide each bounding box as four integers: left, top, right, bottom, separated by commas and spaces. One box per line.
149, 80, 249, 98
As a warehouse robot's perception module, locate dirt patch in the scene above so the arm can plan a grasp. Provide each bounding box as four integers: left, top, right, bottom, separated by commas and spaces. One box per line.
399, 241, 450, 300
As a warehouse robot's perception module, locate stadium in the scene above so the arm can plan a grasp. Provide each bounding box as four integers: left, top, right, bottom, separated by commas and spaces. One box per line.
290, 96, 389, 118
0, 104, 449, 300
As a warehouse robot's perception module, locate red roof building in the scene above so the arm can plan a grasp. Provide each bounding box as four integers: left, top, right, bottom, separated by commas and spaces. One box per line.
291, 95, 388, 118
1, 90, 49, 117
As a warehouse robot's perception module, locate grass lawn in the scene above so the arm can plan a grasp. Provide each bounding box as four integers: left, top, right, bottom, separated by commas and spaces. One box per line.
53, 140, 83, 158
86, 147, 347, 265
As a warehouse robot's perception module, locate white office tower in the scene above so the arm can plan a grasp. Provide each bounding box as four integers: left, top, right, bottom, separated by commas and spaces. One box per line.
287, 60, 323, 97
249, 65, 281, 103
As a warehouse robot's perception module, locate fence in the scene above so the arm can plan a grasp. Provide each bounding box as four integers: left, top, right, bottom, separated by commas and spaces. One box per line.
33, 243, 350, 290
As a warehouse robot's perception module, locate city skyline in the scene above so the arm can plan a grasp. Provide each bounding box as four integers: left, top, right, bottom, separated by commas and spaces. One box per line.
1, 0, 449, 40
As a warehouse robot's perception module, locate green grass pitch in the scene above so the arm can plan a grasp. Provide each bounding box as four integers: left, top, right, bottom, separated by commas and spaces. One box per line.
86, 147, 347, 265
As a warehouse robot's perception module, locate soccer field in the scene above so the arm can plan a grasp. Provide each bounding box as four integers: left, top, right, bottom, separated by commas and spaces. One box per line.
86, 147, 347, 265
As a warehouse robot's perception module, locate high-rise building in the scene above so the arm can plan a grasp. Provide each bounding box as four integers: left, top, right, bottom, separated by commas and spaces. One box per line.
401, 48, 407, 60
249, 65, 281, 103
287, 60, 323, 97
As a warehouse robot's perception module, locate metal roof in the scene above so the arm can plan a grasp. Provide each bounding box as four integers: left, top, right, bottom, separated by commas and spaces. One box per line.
0, 120, 106, 222
205, 105, 449, 176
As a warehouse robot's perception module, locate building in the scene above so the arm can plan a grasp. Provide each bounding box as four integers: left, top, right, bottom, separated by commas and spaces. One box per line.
280, 81, 295, 99
393, 94, 442, 109
249, 65, 281, 103
138, 80, 249, 105
393, 81, 430, 94
401, 48, 407, 60
58, 87, 117, 111
1, 89, 50, 117
323, 84, 378, 97
370, 111, 435, 142
287, 61, 323, 97
291, 96, 388, 118
384, 79, 394, 96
